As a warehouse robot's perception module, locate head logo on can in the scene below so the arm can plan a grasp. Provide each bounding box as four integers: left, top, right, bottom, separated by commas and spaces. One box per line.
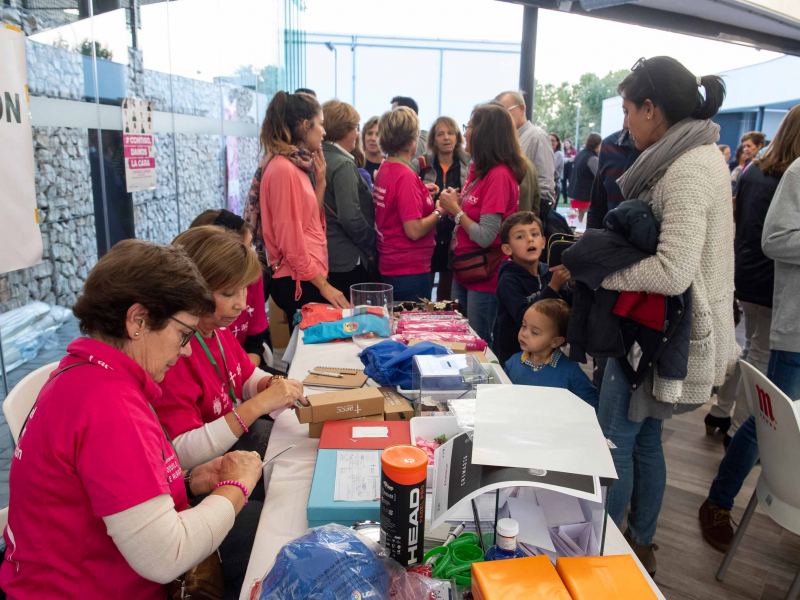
350, 592, 362, 600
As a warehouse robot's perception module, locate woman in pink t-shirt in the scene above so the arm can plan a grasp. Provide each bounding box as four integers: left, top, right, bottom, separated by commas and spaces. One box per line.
373, 106, 442, 301
190, 209, 270, 367
156, 226, 304, 473
438, 102, 525, 344
1, 240, 263, 600
257, 91, 349, 327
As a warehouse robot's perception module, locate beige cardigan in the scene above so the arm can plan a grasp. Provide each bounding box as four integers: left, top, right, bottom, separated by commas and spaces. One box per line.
602, 143, 740, 405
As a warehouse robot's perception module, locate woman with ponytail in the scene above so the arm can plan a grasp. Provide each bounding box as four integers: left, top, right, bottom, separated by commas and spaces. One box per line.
594, 56, 739, 575
245, 91, 349, 328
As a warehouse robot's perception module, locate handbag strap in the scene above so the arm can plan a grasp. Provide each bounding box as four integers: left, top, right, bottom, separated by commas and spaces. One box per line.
17, 361, 91, 440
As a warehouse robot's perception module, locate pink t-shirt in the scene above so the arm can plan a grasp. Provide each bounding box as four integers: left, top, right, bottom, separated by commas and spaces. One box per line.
155, 327, 256, 439
373, 161, 436, 277
1, 338, 186, 600
230, 275, 268, 345
452, 163, 519, 293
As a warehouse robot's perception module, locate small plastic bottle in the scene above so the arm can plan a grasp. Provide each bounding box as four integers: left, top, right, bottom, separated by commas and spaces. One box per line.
484, 518, 527, 561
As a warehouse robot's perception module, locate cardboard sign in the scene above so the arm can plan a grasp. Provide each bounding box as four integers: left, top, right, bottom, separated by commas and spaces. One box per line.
296, 387, 385, 424
408, 339, 467, 353
0, 24, 42, 274
121, 97, 156, 192
378, 387, 415, 421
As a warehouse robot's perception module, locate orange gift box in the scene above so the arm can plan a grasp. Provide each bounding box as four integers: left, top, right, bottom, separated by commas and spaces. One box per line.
472, 556, 572, 600
555, 555, 658, 599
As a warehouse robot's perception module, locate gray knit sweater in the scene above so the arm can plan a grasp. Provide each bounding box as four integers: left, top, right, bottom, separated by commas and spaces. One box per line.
602, 144, 740, 406
762, 157, 800, 353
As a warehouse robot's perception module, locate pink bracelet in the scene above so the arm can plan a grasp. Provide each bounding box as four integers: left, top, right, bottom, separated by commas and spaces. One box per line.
216, 480, 250, 505
231, 407, 248, 433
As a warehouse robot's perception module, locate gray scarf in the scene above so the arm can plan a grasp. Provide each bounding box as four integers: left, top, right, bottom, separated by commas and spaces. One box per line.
617, 118, 720, 203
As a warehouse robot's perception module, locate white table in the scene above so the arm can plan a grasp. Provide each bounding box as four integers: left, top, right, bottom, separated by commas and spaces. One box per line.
240, 333, 666, 600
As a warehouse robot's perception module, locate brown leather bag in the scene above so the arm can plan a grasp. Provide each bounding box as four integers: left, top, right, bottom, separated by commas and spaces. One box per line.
452, 246, 506, 285
167, 551, 224, 600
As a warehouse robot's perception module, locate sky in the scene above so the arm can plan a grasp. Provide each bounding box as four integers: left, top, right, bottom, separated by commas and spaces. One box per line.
303, 0, 782, 86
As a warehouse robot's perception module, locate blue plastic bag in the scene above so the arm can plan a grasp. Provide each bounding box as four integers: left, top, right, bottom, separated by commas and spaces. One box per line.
257, 524, 446, 600
303, 314, 391, 344
358, 340, 451, 389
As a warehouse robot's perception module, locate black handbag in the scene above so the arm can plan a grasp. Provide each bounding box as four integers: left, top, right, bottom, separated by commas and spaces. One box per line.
546, 233, 578, 267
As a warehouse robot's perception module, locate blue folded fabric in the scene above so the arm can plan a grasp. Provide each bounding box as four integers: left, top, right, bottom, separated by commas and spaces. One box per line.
358, 340, 450, 389
303, 314, 391, 344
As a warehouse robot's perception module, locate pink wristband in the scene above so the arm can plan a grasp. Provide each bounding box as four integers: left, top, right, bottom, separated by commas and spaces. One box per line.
216, 480, 250, 505
231, 407, 248, 433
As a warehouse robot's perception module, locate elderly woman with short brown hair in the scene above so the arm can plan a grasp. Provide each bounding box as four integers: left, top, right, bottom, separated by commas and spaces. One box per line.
1, 240, 264, 600
155, 226, 303, 470
321, 99, 377, 295
373, 106, 441, 301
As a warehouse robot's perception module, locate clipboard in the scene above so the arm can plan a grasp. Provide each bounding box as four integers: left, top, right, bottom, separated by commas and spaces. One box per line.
302, 366, 368, 389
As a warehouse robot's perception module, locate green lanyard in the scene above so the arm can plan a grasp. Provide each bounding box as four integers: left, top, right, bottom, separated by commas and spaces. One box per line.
148, 403, 178, 459
194, 331, 238, 405
462, 177, 479, 198
387, 155, 414, 170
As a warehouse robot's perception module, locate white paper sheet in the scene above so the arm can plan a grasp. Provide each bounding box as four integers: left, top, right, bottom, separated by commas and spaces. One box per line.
556, 523, 600, 557
535, 488, 586, 528
471, 385, 618, 479
351, 427, 389, 438
506, 497, 555, 552
333, 451, 381, 502
414, 354, 469, 376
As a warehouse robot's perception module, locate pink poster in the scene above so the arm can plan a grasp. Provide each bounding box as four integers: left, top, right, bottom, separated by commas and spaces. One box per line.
122, 98, 156, 192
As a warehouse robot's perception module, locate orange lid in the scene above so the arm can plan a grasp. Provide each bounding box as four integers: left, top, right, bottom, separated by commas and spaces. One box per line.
381, 445, 428, 485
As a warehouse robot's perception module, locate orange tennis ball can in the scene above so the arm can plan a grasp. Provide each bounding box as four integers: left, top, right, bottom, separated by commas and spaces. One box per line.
380, 445, 428, 568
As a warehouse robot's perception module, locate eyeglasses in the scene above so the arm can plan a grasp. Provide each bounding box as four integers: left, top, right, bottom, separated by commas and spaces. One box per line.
170, 316, 197, 347
505, 103, 520, 112
632, 57, 657, 96
462, 124, 474, 133
355, 123, 361, 132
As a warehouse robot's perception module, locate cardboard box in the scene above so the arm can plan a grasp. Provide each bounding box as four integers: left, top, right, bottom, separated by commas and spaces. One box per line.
378, 387, 415, 421
472, 556, 571, 600
268, 296, 290, 350
555, 555, 658, 599
408, 339, 467, 353
308, 414, 383, 438
296, 387, 385, 424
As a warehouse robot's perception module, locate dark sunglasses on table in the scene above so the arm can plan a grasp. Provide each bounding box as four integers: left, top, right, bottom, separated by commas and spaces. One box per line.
169, 316, 197, 347
632, 57, 657, 96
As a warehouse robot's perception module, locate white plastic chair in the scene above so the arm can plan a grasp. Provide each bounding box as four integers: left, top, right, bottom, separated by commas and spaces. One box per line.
0, 507, 7, 534
716, 361, 800, 599
2, 362, 59, 444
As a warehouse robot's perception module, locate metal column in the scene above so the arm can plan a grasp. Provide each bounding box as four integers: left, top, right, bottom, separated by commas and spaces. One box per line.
755, 106, 766, 132
518, 6, 539, 121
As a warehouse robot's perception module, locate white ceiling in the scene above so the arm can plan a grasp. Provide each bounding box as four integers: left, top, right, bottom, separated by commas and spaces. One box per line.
637, 0, 800, 41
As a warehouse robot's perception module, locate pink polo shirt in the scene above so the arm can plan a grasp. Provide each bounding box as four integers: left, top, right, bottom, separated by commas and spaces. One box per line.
373, 161, 436, 277
155, 327, 256, 439
1, 338, 186, 600
230, 276, 269, 346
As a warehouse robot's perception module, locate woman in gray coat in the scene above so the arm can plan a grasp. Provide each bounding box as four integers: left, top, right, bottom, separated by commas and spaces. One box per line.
411, 116, 471, 301
320, 100, 376, 296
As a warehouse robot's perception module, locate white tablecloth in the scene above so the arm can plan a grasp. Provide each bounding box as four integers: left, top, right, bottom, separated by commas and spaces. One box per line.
240, 331, 666, 600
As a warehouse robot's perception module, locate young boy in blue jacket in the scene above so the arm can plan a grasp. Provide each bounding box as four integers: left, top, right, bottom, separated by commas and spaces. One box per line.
504, 298, 598, 410
492, 212, 571, 367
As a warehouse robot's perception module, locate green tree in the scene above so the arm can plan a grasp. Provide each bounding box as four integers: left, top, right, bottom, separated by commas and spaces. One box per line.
78, 39, 113, 61
531, 69, 629, 146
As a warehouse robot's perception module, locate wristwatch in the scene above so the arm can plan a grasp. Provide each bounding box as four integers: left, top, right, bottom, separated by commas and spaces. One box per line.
455, 211, 465, 225
433, 209, 443, 220
184, 468, 195, 501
